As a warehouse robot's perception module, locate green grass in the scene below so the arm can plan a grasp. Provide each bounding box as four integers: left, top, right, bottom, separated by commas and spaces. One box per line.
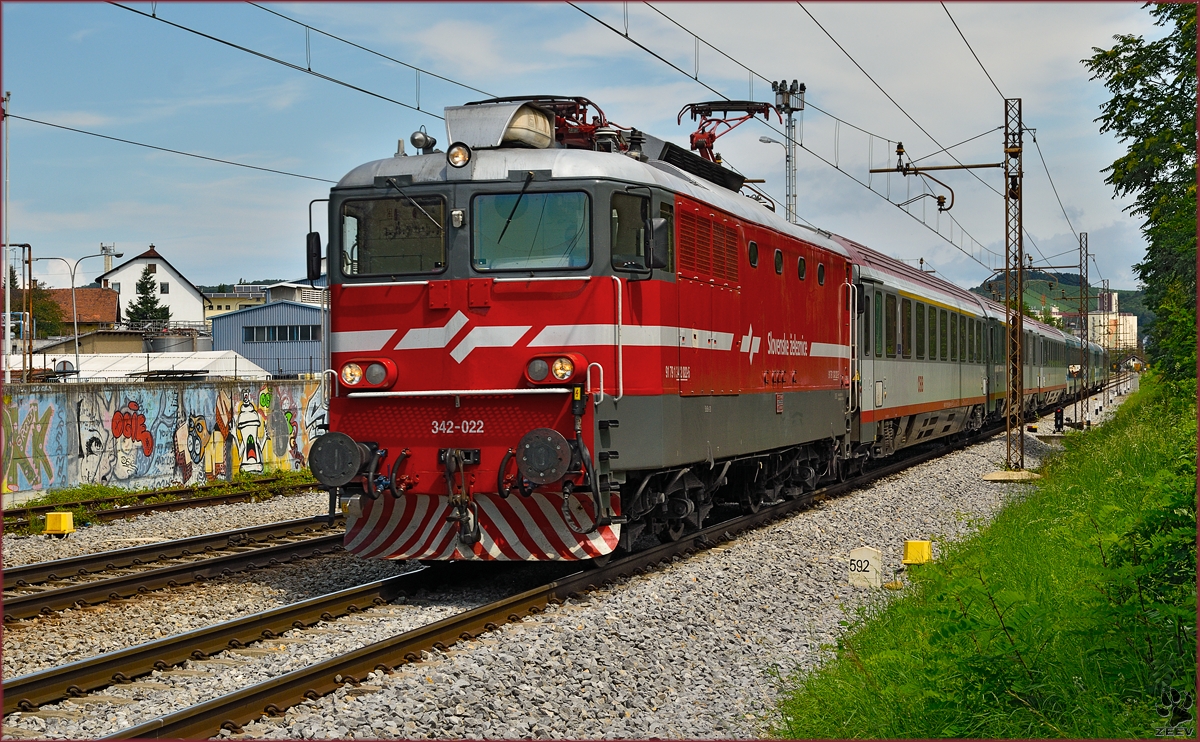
774, 373, 1197, 738
5, 469, 317, 535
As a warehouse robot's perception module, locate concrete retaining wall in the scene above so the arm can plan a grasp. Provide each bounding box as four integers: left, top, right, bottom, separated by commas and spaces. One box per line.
2, 380, 327, 508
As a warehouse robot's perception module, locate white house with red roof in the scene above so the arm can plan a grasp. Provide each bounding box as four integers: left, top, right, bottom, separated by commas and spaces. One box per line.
94, 244, 209, 323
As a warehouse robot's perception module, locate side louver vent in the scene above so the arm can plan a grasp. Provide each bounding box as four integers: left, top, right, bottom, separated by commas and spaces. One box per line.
678, 210, 740, 283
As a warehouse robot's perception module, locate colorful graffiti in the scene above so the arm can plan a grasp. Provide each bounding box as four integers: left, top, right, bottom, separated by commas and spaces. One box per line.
1, 380, 326, 498
3, 396, 69, 492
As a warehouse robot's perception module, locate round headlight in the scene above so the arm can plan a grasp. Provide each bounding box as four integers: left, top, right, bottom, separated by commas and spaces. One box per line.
527, 358, 549, 381
365, 362, 387, 385
551, 357, 575, 381
340, 363, 363, 385
446, 142, 471, 168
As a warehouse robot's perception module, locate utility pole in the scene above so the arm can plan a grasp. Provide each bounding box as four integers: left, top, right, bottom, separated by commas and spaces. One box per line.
1078, 232, 1089, 424
868, 100, 1029, 470
771, 80, 805, 224
3, 91, 10, 384
1002, 98, 1025, 471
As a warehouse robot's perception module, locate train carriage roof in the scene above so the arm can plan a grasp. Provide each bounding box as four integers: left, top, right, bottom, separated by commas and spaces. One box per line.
337, 146, 850, 260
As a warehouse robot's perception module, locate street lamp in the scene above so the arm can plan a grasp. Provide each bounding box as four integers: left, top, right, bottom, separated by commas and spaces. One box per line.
33, 250, 122, 379
759, 136, 793, 224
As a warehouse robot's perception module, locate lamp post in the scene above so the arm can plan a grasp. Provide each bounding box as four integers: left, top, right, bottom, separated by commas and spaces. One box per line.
33, 251, 122, 379
758, 136, 789, 222
760, 80, 805, 225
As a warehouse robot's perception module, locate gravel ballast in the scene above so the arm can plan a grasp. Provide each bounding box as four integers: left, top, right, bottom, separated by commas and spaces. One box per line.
1, 387, 1133, 740
2, 491, 329, 569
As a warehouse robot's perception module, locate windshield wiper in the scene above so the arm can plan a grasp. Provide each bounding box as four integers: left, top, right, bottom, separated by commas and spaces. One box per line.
497, 171, 535, 244
385, 178, 444, 232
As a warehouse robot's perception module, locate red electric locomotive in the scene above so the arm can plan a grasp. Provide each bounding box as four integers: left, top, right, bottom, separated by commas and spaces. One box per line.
306, 96, 1100, 562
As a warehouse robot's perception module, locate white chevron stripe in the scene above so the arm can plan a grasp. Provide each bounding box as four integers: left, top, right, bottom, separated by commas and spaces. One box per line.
395, 311, 469, 350
810, 342, 851, 359
331, 329, 397, 353
449, 325, 532, 362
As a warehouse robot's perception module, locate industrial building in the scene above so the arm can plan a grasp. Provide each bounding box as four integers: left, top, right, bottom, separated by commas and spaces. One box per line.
210, 300, 326, 378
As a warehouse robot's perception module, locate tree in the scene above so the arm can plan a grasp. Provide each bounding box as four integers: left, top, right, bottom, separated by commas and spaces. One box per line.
6, 265, 63, 338
125, 265, 170, 322
1084, 3, 1196, 379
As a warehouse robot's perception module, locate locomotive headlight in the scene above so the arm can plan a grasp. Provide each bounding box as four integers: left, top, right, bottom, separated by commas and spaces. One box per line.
340, 363, 364, 385
527, 358, 549, 381
365, 362, 387, 385
551, 357, 575, 381
446, 142, 472, 168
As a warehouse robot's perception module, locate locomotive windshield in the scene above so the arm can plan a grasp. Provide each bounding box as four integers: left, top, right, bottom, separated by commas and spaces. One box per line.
471, 191, 590, 271
341, 195, 447, 276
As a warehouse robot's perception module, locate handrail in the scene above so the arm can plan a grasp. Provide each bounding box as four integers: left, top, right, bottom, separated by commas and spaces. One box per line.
612, 275, 623, 402
347, 388, 571, 398
844, 280, 857, 415
586, 362, 605, 405
493, 276, 593, 284
320, 369, 336, 405
338, 281, 430, 288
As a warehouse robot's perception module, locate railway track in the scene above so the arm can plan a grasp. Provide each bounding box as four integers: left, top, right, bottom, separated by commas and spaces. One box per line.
7, 404, 1089, 738
12, 434, 960, 739
2, 516, 344, 622
2, 478, 317, 531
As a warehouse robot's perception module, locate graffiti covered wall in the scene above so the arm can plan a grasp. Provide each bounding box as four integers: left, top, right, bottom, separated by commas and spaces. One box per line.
2, 380, 326, 505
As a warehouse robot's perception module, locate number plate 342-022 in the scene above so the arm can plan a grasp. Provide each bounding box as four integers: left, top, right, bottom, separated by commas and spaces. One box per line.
430, 419, 485, 434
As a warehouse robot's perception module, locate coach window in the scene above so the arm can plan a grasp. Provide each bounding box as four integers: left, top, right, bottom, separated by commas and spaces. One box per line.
817, 263, 826, 285
774, 249, 784, 274
342, 194, 447, 276
960, 316, 968, 364
610, 192, 648, 270
874, 291, 884, 357
748, 241, 758, 267
939, 309, 949, 360
929, 307, 937, 360
967, 319, 974, 363
797, 256, 806, 280
885, 293, 897, 357
915, 303, 926, 359
901, 298, 912, 358
977, 321, 983, 363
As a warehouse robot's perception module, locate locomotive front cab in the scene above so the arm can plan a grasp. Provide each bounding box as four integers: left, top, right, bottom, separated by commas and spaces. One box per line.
307, 112, 676, 561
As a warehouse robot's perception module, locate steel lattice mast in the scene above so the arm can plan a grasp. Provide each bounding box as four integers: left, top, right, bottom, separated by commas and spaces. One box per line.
1003, 99, 1025, 470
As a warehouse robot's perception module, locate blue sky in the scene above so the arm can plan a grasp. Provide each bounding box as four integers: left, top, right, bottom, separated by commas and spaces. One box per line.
2, 2, 1160, 291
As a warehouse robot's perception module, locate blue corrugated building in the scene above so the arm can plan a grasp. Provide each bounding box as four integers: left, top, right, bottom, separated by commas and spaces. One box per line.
211, 300, 327, 378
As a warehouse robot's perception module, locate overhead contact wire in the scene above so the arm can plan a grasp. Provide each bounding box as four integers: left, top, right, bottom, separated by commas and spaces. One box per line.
799, 2, 1051, 265
941, 2, 1005, 99
246, 3, 495, 99
5, 114, 337, 183
109, 2, 444, 120
578, 1, 997, 270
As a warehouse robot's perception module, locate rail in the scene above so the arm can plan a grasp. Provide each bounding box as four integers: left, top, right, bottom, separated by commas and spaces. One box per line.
3, 565, 446, 714
3, 515, 341, 590
101, 426, 1002, 740
2, 533, 344, 621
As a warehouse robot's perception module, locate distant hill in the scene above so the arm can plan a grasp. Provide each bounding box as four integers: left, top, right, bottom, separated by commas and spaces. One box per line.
198, 279, 292, 293
968, 272, 1154, 331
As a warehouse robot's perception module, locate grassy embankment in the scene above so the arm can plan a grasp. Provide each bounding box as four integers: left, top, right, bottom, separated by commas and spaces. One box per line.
775, 373, 1196, 738
4, 469, 317, 535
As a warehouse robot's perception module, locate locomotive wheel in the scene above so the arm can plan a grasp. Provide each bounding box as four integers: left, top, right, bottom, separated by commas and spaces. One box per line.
585, 552, 614, 569
659, 519, 686, 543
